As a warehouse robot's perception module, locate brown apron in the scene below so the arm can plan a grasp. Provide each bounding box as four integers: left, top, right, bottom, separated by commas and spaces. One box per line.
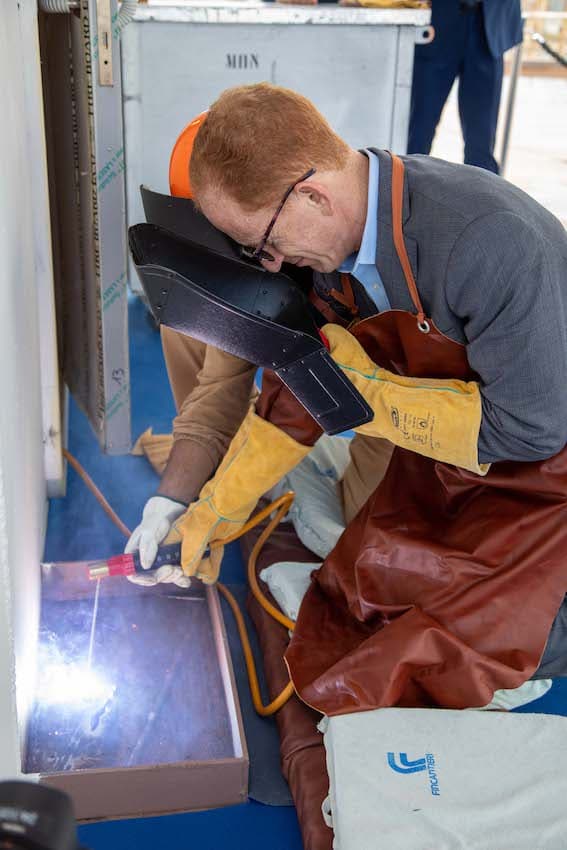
284, 154, 567, 714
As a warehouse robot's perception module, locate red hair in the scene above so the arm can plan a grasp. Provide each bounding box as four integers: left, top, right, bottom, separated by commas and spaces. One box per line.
190, 83, 349, 210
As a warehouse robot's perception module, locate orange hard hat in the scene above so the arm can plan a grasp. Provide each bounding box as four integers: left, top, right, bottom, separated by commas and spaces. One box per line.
168, 111, 208, 199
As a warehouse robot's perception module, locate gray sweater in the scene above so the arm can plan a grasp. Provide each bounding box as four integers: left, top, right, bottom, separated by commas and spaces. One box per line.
370, 149, 567, 465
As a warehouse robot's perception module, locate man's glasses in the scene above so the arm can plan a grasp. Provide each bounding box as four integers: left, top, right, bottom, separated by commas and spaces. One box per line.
241, 168, 316, 263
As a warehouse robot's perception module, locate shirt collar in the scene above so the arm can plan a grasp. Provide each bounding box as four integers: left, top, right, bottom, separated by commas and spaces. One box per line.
338, 149, 379, 274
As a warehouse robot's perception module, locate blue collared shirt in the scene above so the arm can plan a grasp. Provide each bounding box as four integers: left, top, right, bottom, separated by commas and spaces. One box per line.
338, 149, 391, 314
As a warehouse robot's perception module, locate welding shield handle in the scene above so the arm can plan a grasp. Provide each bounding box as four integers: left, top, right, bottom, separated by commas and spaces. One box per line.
132, 542, 182, 572
122, 541, 192, 588
131, 542, 211, 572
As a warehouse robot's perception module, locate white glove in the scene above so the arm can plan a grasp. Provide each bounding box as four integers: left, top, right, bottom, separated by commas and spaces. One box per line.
125, 495, 191, 588
127, 563, 192, 588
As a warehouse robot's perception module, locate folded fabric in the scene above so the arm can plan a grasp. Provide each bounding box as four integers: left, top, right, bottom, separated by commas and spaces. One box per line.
268, 433, 350, 559
260, 561, 322, 623
131, 427, 173, 475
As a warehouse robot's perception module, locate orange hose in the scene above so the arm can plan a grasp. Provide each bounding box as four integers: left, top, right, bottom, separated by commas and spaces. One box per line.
63, 448, 131, 538
64, 450, 297, 715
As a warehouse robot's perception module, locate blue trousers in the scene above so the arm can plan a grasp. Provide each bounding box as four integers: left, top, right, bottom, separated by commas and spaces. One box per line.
407, 3, 503, 173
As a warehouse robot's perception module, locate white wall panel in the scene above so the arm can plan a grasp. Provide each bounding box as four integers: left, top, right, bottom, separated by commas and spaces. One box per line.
0, 0, 53, 775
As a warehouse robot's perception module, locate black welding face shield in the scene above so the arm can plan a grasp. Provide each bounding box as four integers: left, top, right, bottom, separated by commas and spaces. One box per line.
128, 187, 372, 435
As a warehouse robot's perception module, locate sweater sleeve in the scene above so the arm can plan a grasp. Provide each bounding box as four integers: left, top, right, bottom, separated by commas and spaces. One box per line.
445, 211, 567, 463
161, 327, 257, 470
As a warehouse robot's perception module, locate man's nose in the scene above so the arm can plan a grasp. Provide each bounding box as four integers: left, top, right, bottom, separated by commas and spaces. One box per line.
260, 250, 285, 273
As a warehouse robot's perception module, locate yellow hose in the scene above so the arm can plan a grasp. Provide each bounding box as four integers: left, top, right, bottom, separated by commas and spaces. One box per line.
65, 450, 297, 715
218, 584, 295, 716
216, 493, 296, 634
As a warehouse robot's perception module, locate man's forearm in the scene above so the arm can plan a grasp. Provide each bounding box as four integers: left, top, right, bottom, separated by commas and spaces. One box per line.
157, 439, 217, 505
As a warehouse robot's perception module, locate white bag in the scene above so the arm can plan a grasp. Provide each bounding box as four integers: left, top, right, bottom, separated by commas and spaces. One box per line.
320, 707, 567, 850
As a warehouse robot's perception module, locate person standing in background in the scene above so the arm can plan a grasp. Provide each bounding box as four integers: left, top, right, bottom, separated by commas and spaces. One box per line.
408, 0, 523, 173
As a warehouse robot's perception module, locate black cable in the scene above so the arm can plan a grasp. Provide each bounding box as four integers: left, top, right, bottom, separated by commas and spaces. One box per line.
530, 32, 567, 69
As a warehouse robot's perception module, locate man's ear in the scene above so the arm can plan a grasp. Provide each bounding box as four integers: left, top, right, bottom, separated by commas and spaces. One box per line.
296, 183, 333, 216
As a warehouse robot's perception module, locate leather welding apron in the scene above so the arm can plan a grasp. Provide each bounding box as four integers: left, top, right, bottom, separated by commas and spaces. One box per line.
285, 153, 567, 714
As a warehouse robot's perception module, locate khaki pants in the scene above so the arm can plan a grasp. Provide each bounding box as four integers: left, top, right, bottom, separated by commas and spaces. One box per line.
341, 435, 394, 525
161, 326, 257, 469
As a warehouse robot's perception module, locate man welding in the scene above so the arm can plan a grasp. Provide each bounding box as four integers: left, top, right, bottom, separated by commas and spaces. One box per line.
126, 111, 389, 581
129, 83, 567, 713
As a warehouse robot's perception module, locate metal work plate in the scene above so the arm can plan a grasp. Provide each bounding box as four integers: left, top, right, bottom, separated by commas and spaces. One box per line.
24, 573, 248, 819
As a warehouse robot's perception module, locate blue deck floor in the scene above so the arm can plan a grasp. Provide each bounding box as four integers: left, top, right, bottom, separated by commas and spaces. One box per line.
45, 295, 567, 849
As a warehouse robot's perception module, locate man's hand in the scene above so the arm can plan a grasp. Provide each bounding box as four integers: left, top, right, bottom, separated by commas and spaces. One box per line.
125, 496, 191, 587
127, 563, 192, 588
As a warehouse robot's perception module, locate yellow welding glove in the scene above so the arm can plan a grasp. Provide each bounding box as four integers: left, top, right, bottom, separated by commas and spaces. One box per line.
324, 323, 490, 476
167, 406, 311, 583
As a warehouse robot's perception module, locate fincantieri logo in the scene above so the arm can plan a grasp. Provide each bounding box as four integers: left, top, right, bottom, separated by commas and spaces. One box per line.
387, 752, 440, 796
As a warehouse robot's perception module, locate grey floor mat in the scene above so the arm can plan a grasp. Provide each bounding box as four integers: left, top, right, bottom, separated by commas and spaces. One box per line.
221, 584, 293, 806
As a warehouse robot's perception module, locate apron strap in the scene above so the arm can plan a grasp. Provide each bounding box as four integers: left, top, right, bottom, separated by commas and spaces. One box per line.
389, 153, 429, 332
309, 272, 359, 327
329, 273, 360, 317
308, 288, 351, 327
